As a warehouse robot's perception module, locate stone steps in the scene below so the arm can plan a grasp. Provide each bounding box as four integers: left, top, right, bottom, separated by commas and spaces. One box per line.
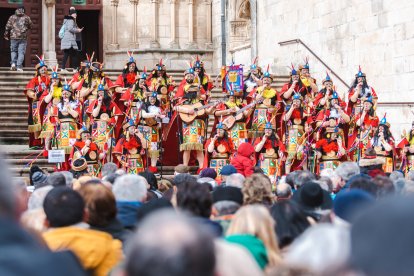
0, 67, 290, 179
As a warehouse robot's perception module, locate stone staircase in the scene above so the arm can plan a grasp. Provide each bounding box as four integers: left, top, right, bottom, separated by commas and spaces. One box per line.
0, 67, 289, 179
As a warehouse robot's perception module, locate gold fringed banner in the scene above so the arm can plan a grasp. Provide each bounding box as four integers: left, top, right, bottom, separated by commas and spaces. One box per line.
180, 143, 203, 152
148, 150, 160, 159
38, 130, 53, 139
28, 124, 42, 133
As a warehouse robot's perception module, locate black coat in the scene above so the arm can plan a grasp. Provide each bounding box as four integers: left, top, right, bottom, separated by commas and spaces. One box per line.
0, 218, 88, 276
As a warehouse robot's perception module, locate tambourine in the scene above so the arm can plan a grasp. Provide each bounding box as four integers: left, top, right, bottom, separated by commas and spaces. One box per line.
100, 113, 109, 121
88, 151, 97, 160
217, 144, 227, 153
293, 118, 302, 125
265, 148, 275, 156
326, 151, 336, 158
160, 86, 168, 95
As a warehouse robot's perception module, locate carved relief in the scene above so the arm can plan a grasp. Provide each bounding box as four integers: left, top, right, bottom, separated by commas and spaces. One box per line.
229, 0, 252, 50
238, 0, 250, 19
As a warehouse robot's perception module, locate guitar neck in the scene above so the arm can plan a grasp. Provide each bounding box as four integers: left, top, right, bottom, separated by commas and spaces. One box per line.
195, 101, 221, 111
236, 102, 255, 115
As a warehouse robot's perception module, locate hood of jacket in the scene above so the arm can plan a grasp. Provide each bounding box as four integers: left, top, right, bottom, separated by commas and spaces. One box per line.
237, 143, 255, 158
43, 226, 122, 274
116, 201, 142, 229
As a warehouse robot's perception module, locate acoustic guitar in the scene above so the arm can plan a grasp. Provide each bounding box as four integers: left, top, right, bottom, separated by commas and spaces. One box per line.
179, 100, 224, 123
222, 99, 263, 129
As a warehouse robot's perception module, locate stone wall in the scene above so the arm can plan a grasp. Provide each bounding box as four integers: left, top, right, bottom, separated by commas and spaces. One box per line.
211, 0, 414, 137
102, 0, 214, 71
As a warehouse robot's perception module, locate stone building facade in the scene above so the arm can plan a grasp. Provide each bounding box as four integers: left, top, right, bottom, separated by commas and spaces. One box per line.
3, 0, 412, 135
210, 0, 414, 137
102, 0, 215, 71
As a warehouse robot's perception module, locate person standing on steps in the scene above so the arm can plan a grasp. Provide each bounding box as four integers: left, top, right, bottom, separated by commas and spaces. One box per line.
4, 6, 32, 72
60, 7, 83, 72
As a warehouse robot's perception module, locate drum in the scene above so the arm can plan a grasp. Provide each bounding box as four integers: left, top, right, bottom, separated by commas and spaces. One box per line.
210, 158, 230, 181
228, 122, 248, 150
259, 157, 281, 187
126, 155, 145, 174
58, 120, 77, 154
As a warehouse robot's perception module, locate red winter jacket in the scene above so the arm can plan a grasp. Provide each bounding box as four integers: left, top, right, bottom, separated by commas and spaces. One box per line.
231, 143, 255, 177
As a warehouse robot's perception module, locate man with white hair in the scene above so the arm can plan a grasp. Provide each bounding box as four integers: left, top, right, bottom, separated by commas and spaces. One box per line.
225, 173, 245, 189
334, 162, 360, 194
125, 210, 216, 276
113, 175, 148, 230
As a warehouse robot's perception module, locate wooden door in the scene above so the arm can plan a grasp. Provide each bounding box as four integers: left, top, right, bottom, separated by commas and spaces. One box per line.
0, 0, 42, 67
55, 0, 102, 67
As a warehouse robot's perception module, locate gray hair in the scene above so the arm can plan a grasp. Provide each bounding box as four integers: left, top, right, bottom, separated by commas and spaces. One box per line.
286, 223, 350, 274
213, 200, 240, 216
0, 155, 16, 217
60, 171, 74, 188
407, 171, 414, 182
404, 180, 414, 195
389, 171, 404, 183
226, 173, 245, 189
316, 177, 333, 193
276, 183, 292, 198
46, 172, 66, 187
28, 185, 53, 210
113, 174, 148, 202
101, 162, 118, 177
125, 210, 215, 276
335, 162, 360, 182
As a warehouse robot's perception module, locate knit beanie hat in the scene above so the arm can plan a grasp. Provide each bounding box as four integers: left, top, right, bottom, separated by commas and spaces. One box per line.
32, 171, 48, 189
199, 168, 217, 179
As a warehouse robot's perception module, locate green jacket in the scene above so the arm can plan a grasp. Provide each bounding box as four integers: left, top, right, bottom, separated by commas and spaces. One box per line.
225, 234, 269, 270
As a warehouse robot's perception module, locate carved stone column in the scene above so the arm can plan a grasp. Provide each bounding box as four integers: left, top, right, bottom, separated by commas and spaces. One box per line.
108, 0, 119, 50
186, 0, 197, 49
250, 0, 257, 58
43, 0, 57, 66
204, 0, 213, 49
169, 0, 179, 48
150, 0, 160, 48
130, 0, 139, 48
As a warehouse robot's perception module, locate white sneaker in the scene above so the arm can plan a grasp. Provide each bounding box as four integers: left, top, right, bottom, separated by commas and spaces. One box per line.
10, 64, 16, 71
16, 68, 23, 72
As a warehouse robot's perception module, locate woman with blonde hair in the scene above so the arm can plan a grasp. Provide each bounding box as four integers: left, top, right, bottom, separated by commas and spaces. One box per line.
242, 173, 274, 206
226, 204, 282, 270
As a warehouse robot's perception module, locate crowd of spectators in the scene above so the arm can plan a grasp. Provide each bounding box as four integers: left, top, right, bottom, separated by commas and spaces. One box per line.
2, 153, 414, 276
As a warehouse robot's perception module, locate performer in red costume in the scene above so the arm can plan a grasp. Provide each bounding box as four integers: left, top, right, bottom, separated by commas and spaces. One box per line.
71, 126, 104, 176
205, 121, 235, 180
348, 96, 379, 161
254, 122, 285, 185
314, 127, 346, 173
24, 55, 51, 147
86, 82, 123, 160
113, 119, 147, 174
347, 66, 378, 115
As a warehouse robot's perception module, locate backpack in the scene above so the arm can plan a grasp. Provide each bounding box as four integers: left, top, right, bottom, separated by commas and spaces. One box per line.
58, 21, 66, 39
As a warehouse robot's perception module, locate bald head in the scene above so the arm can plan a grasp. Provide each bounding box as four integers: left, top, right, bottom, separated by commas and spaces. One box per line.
125, 211, 216, 276
276, 183, 292, 200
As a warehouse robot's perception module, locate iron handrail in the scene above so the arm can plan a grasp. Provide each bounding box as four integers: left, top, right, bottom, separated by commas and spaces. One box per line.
278, 39, 350, 89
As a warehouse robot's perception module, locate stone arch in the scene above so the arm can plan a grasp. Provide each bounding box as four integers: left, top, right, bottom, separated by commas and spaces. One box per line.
238, 0, 251, 20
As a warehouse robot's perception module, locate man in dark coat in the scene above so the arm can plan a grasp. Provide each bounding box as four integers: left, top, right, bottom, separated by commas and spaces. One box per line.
0, 155, 87, 276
